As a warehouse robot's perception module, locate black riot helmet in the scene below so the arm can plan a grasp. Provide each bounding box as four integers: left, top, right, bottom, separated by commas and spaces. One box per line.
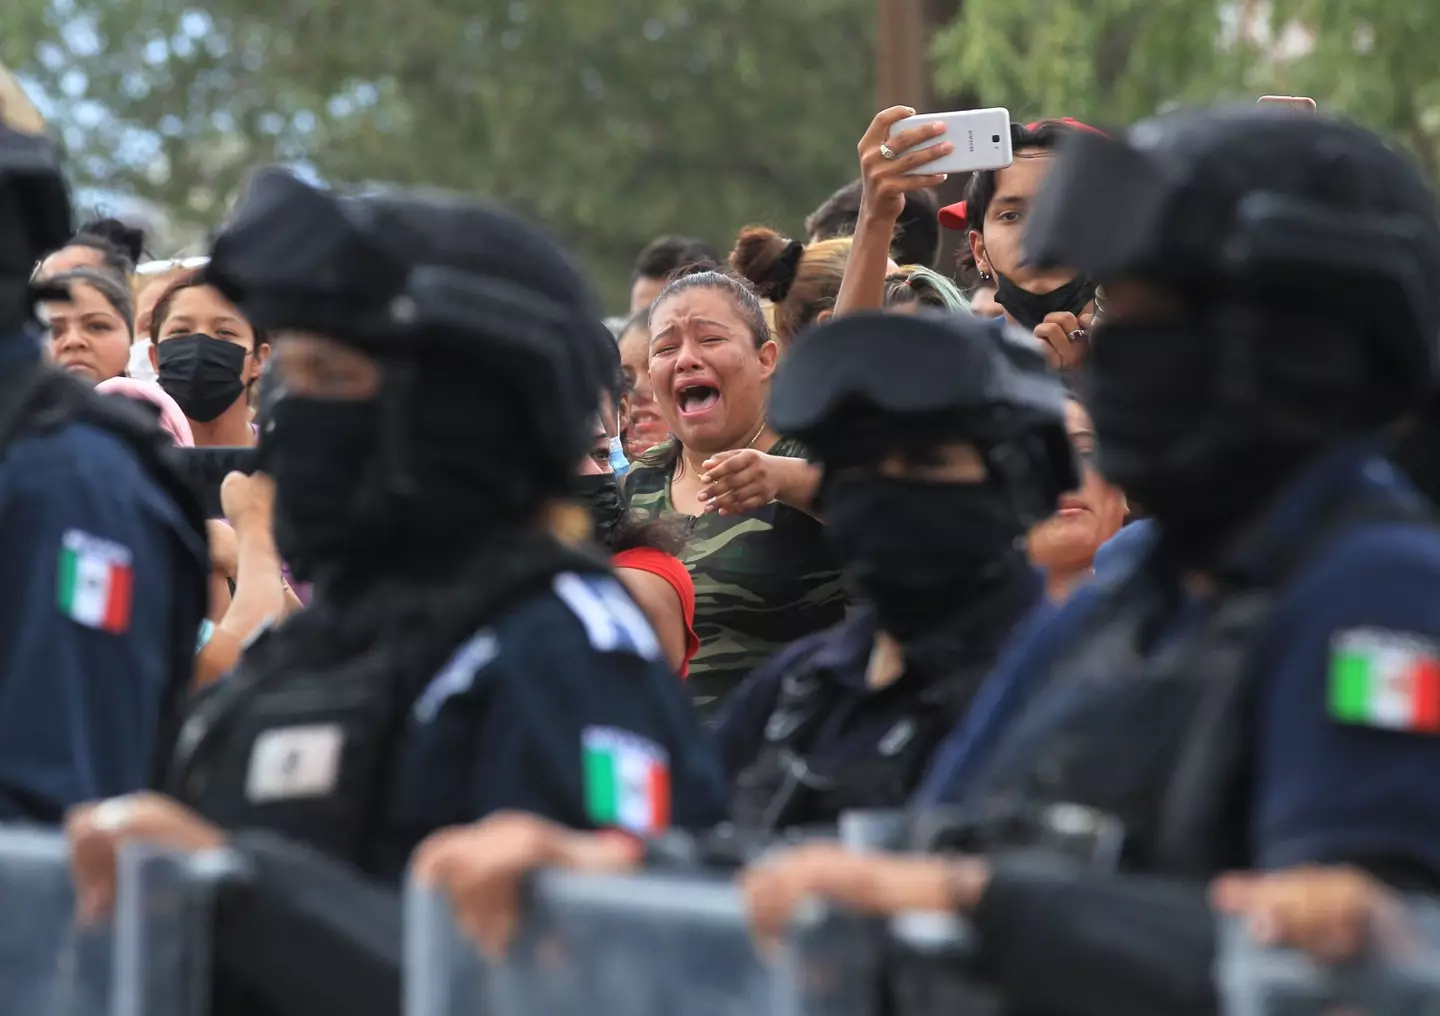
207, 168, 610, 579
0, 61, 72, 342
1023, 107, 1440, 554
770, 310, 1077, 527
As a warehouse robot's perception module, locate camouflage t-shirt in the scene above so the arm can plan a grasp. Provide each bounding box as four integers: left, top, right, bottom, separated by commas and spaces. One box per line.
626, 437, 846, 718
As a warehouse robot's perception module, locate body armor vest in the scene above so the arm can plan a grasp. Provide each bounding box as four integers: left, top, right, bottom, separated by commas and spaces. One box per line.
163, 531, 607, 881
934, 489, 1434, 878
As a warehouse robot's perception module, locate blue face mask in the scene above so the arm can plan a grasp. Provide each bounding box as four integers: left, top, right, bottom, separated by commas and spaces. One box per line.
608, 435, 630, 478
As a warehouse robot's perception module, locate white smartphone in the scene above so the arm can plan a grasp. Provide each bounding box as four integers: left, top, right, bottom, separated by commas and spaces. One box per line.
1258, 95, 1317, 113
887, 107, 1013, 175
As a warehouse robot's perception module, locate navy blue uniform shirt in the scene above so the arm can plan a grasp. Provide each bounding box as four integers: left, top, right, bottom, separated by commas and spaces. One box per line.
1092, 519, 1156, 580
918, 444, 1440, 876
715, 566, 1041, 820
386, 570, 728, 843
0, 402, 201, 821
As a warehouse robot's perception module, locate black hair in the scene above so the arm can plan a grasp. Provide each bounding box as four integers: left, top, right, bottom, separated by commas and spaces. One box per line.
149, 268, 268, 350
962, 120, 1076, 236
595, 326, 625, 401
632, 235, 720, 283
805, 179, 863, 240
78, 217, 145, 263
62, 218, 146, 277
44, 267, 135, 333
893, 188, 941, 269
649, 267, 770, 350
804, 179, 941, 269
605, 511, 687, 556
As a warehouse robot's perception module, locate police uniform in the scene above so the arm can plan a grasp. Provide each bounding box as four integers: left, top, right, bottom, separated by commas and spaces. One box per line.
0, 65, 206, 822
154, 169, 726, 890
714, 311, 1073, 832
903, 110, 1440, 1014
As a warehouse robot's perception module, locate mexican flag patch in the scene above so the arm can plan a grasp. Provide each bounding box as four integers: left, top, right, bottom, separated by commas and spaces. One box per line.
1328, 628, 1440, 733
582, 726, 670, 835
56, 529, 134, 634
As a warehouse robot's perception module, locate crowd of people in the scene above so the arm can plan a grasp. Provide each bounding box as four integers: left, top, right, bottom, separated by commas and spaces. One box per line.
2, 53, 1440, 1016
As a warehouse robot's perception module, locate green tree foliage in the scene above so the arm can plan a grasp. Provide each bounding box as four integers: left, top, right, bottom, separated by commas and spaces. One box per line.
8, 0, 874, 307
931, 0, 1245, 129
1264, 0, 1440, 178
933, 0, 1440, 179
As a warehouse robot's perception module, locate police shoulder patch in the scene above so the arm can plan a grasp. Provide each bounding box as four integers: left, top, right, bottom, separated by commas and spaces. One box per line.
553, 572, 661, 661
56, 529, 134, 634
1328, 627, 1440, 734
581, 725, 670, 835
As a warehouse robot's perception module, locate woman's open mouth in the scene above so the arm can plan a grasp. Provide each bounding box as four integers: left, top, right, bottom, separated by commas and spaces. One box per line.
675, 382, 721, 421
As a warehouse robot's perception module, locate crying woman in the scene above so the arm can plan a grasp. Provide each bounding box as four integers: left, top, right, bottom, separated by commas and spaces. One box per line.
623, 269, 845, 721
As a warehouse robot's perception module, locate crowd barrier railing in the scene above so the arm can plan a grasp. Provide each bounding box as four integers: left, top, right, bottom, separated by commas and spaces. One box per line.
0, 827, 236, 1016
1218, 907, 1440, 1016
405, 867, 882, 1016
7, 821, 1440, 1016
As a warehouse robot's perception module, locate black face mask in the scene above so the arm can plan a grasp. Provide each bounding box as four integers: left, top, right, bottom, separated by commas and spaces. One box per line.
993, 271, 1096, 333
822, 477, 1026, 642
571, 473, 626, 548
266, 395, 383, 583
157, 334, 248, 423
1087, 319, 1301, 562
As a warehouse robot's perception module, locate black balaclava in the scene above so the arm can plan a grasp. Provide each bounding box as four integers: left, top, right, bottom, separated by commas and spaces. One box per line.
267, 356, 563, 585
1087, 299, 1394, 563
821, 472, 1028, 642
156, 334, 248, 422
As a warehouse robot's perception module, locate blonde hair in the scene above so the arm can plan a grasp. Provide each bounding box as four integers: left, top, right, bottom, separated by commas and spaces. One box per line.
729, 225, 851, 344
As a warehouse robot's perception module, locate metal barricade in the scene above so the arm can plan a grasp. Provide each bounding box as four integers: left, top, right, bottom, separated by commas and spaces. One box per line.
0, 827, 235, 1016
1217, 905, 1440, 1016
406, 868, 881, 1016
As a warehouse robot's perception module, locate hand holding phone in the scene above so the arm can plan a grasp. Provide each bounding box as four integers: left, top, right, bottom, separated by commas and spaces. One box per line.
857, 106, 955, 222
1258, 95, 1317, 113
886, 107, 1014, 176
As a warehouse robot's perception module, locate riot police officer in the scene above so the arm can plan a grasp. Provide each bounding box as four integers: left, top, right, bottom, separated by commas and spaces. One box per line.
737, 107, 1440, 1015
0, 63, 206, 821
713, 309, 1073, 832
65, 169, 727, 1015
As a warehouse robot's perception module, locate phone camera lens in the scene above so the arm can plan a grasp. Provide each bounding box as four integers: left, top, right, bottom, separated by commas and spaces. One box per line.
991, 134, 1001, 143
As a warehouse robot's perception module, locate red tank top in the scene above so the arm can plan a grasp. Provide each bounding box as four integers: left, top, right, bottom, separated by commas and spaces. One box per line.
610, 546, 700, 677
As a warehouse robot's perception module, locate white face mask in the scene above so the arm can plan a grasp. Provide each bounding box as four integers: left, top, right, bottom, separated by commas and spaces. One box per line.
608, 434, 630, 478
127, 338, 157, 382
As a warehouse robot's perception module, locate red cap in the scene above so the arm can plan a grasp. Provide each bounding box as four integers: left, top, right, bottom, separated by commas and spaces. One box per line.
1025, 116, 1106, 135
936, 119, 1106, 231
938, 200, 968, 231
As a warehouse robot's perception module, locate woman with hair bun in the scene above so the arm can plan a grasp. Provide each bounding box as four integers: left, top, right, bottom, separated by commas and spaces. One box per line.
35, 216, 146, 281
729, 226, 851, 347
